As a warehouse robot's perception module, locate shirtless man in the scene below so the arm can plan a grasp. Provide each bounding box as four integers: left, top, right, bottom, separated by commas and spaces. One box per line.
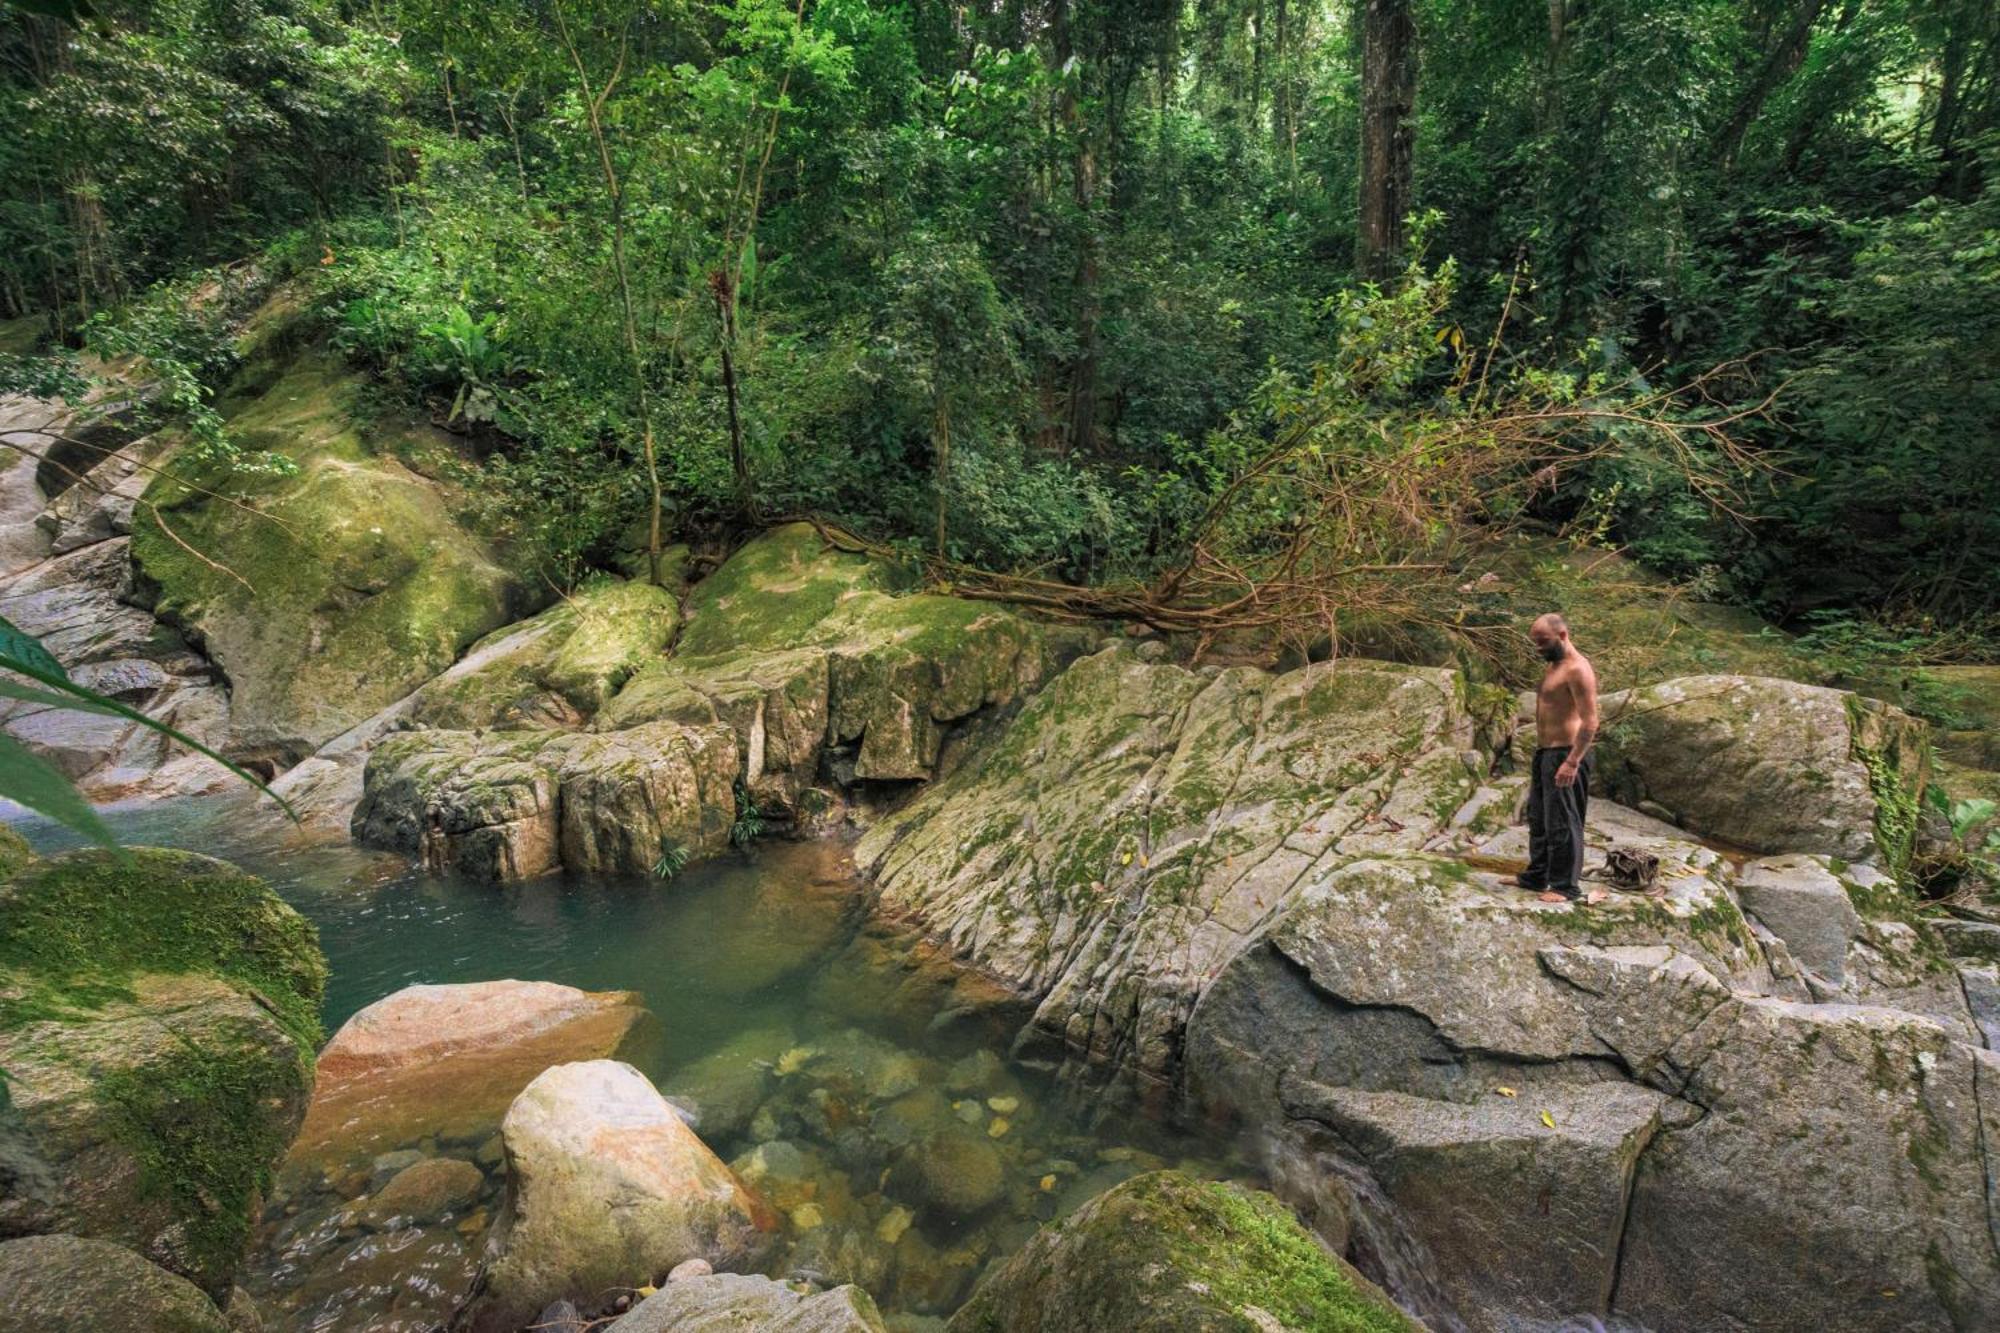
1517, 613, 1599, 903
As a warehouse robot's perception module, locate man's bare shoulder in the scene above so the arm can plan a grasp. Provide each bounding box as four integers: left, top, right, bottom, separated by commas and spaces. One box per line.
1566, 651, 1598, 694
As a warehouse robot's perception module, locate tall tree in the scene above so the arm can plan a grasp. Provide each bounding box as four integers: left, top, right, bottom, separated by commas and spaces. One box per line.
1357, 0, 1415, 282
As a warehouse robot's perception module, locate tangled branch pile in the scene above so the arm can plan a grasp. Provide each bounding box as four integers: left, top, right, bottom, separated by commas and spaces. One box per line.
811, 259, 1776, 672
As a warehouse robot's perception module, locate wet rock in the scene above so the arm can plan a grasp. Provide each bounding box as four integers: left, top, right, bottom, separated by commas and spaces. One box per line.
0, 850, 325, 1299
462, 1060, 778, 1333
1937, 918, 2000, 963
222, 1286, 264, 1333
943, 1172, 1416, 1333
661, 1025, 794, 1143
1963, 965, 2000, 1049
353, 1157, 485, 1229
607, 1271, 889, 1332
889, 1125, 1006, 1216
533, 1300, 587, 1333
1594, 674, 1928, 867
0, 1234, 233, 1333
286, 980, 658, 1175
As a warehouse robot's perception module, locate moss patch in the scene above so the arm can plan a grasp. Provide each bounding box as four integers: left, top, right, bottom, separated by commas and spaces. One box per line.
949, 1170, 1416, 1333
0, 848, 326, 1047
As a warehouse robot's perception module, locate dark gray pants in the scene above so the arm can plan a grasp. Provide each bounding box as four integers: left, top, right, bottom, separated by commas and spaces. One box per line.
1525, 746, 1590, 896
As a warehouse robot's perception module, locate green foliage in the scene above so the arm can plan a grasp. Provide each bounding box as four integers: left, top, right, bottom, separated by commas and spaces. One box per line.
652, 837, 693, 882
730, 777, 766, 848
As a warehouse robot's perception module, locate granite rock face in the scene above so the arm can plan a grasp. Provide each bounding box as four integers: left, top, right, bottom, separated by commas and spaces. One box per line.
355, 523, 1090, 881
858, 643, 1995, 1331
0, 1234, 235, 1333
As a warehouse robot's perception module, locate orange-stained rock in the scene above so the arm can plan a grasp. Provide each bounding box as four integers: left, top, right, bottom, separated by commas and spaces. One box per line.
286, 980, 660, 1176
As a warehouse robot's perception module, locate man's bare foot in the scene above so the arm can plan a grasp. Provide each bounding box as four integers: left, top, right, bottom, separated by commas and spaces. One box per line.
1537, 890, 1572, 904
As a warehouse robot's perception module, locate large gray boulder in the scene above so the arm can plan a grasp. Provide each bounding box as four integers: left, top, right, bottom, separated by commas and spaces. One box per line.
0, 850, 325, 1300
859, 649, 1504, 1099
1594, 674, 1928, 867
0, 1234, 232, 1333
944, 1171, 1417, 1333
459, 1060, 778, 1333
607, 1271, 888, 1332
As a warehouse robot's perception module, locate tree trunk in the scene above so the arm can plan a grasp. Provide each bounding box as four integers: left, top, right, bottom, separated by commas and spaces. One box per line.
1357, 0, 1417, 283
1714, 0, 1829, 170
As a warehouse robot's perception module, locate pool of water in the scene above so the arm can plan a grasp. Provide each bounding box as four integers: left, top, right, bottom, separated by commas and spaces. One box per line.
11, 799, 1257, 1332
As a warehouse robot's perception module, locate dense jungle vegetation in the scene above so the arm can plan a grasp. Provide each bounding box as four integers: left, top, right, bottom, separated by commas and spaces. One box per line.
2, 0, 1996, 654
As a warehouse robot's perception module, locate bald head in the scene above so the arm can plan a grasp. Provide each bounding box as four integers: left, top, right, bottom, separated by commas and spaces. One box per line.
1529, 613, 1571, 661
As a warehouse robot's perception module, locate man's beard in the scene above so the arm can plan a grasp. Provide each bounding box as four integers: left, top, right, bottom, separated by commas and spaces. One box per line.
1538, 642, 1567, 663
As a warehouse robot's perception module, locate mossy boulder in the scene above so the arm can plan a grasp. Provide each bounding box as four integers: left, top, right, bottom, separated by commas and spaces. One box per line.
0, 849, 326, 1299
1594, 674, 1929, 869
410, 575, 680, 730
129, 353, 530, 762
946, 1171, 1417, 1333
0, 1234, 234, 1333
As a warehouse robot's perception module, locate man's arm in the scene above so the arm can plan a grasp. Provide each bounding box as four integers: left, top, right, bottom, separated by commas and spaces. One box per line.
1557, 664, 1599, 786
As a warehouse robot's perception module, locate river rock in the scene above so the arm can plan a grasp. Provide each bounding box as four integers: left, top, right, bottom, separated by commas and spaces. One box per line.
944, 1171, 1417, 1333
887, 1125, 1006, 1216
462, 1060, 778, 1333
607, 1271, 889, 1332
1594, 674, 1928, 867
352, 719, 740, 880
285, 980, 659, 1173
858, 650, 1516, 1096
0, 1234, 234, 1333
352, 1156, 486, 1229
129, 352, 532, 764
0, 849, 325, 1299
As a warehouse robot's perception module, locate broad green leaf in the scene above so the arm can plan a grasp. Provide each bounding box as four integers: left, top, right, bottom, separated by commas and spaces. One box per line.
0, 616, 68, 682
0, 733, 115, 847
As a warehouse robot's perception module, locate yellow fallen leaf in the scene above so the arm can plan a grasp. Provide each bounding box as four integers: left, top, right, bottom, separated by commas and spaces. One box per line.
1120, 851, 1133, 866
1540, 1110, 1557, 1130
1039, 1174, 1057, 1192
1495, 1086, 1518, 1098
1139, 854, 1150, 868
636, 1285, 658, 1298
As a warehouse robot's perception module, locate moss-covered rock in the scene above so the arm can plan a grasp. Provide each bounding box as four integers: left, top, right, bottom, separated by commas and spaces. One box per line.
129, 353, 530, 762
410, 575, 680, 730
946, 1171, 1417, 1333
0, 1234, 234, 1333
0, 849, 326, 1299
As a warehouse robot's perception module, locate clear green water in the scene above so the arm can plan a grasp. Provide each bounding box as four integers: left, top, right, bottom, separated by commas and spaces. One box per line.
11, 798, 1255, 1332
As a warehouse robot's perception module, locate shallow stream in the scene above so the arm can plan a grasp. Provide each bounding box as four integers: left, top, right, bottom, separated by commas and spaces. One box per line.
14, 799, 1256, 1332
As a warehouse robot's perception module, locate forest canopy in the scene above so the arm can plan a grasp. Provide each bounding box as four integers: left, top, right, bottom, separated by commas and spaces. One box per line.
2, 0, 1995, 645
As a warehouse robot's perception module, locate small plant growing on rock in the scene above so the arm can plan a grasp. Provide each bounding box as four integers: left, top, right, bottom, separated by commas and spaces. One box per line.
730, 779, 766, 847
652, 838, 692, 882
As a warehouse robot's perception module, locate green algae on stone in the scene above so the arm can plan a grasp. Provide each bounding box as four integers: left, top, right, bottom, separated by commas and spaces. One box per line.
0, 821, 33, 879
129, 351, 530, 760
0, 847, 325, 1044
0, 850, 326, 1300
946, 1170, 1417, 1333
411, 575, 680, 729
